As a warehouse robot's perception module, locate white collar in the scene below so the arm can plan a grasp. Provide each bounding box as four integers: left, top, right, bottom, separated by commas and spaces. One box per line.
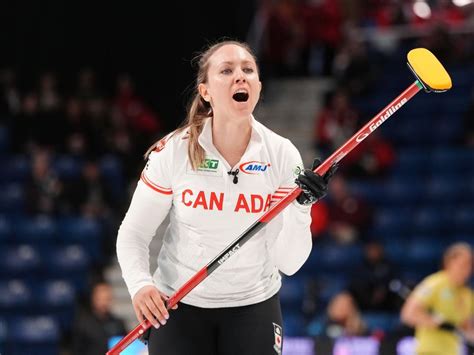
198, 116, 264, 168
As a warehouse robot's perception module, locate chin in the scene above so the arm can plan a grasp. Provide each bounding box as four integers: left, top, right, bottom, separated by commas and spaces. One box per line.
233, 102, 255, 115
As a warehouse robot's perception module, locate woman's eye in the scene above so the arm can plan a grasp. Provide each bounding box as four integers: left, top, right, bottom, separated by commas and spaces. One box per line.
243, 68, 254, 73
221, 68, 232, 74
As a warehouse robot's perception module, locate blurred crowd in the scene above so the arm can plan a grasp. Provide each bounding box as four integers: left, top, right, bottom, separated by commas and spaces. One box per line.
253, 0, 474, 81
0, 68, 166, 263
1, 1, 474, 353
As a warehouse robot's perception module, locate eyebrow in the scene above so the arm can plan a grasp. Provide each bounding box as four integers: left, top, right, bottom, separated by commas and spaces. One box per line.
219, 60, 254, 66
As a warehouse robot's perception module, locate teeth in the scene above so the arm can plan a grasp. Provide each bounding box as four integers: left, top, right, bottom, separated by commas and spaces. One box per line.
235, 89, 248, 94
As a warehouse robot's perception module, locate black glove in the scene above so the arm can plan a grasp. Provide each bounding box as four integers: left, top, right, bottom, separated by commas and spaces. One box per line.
295, 158, 338, 206
438, 321, 457, 332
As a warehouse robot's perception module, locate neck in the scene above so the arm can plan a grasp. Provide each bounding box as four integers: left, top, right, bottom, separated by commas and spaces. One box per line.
444, 269, 462, 287
211, 115, 252, 166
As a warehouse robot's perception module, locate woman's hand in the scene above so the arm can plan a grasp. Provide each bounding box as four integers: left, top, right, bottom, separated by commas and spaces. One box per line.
132, 285, 178, 329
295, 158, 338, 206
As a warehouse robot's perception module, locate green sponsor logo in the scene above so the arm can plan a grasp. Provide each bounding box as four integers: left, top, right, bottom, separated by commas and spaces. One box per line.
198, 159, 219, 171
293, 165, 303, 176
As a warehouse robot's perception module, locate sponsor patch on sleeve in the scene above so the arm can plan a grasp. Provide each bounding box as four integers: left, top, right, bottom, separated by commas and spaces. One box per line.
154, 136, 168, 153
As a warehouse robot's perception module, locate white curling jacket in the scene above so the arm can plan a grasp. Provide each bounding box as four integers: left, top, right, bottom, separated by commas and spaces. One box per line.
116, 116, 312, 308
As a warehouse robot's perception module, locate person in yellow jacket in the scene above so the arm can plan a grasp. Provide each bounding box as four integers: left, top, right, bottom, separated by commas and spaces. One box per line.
401, 242, 474, 355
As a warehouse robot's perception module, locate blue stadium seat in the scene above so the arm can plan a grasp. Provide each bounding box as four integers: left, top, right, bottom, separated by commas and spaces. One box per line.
57, 216, 102, 259
280, 276, 306, 309
100, 154, 123, 179
0, 183, 25, 214
44, 245, 90, 272
431, 118, 463, 145
0, 245, 42, 277
0, 215, 12, 242
0, 280, 33, 314
452, 206, 474, 233
423, 176, 463, 203
0, 317, 6, 354
52, 155, 83, 180
370, 207, 413, 240
44, 245, 90, 290
318, 244, 364, 272
14, 215, 57, 244
411, 207, 446, 234
447, 66, 474, 88
37, 280, 77, 329
314, 276, 348, 306
38, 280, 76, 309
348, 181, 385, 205
438, 93, 471, 115
58, 216, 102, 240
400, 94, 440, 117
0, 125, 8, 153
8, 316, 60, 355
0, 155, 30, 183
383, 239, 408, 265
465, 178, 474, 202
391, 148, 430, 177
406, 238, 446, 269
282, 311, 307, 337
389, 117, 431, 146
100, 154, 124, 197
384, 177, 425, 205
429, 148, 473, 172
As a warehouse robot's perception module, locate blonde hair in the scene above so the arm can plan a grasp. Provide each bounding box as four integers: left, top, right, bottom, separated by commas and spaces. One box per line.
144, 39, 258, 170
443, 242, 472, 268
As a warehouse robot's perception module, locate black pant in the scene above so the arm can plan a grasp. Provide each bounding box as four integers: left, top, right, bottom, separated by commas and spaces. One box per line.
147, 293, 283, 355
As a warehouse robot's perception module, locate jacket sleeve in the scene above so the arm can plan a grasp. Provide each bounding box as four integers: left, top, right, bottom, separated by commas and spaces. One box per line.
270, 139, 312, 275
116, 140, 174, 300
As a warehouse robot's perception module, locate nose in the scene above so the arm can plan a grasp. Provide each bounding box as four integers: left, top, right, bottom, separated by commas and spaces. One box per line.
235, 68, 246, 83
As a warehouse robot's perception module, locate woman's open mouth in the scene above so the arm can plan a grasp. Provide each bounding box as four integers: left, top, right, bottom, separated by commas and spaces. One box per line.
232, 91, 249, 102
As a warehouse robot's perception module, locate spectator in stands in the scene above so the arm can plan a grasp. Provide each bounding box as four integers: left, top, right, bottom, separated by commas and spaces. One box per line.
83, 96, 109, 156
342, 131, 396, 180
313, 88, 359, 157
319, 291, 368, 339
63, 97, 89, 157
0, 67, 20, 118
113, 73, 163, 153
64, 158, 114, 219
37, 71, 62, 113
63, 158, 118, 263
35, 71, 65, 150
259, 0, 306, 78
369, 0, 409, 28
24, 149, 66, 216
107, 106, 141, 191
76, 67, 103, 102
411, 0, 466, 28
415, 23, 461, 65
11, 92, 41, 154
302, 0, 345, 77
71, 280, 127, 355
348, 240, 402, 312
310, 201, 329, 239
400, 242, 474, 355
325, 174, 373, 244
332, 34, 376, 97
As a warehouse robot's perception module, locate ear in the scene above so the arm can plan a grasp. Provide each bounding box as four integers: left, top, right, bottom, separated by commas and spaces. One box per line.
198, 83, 210, 102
